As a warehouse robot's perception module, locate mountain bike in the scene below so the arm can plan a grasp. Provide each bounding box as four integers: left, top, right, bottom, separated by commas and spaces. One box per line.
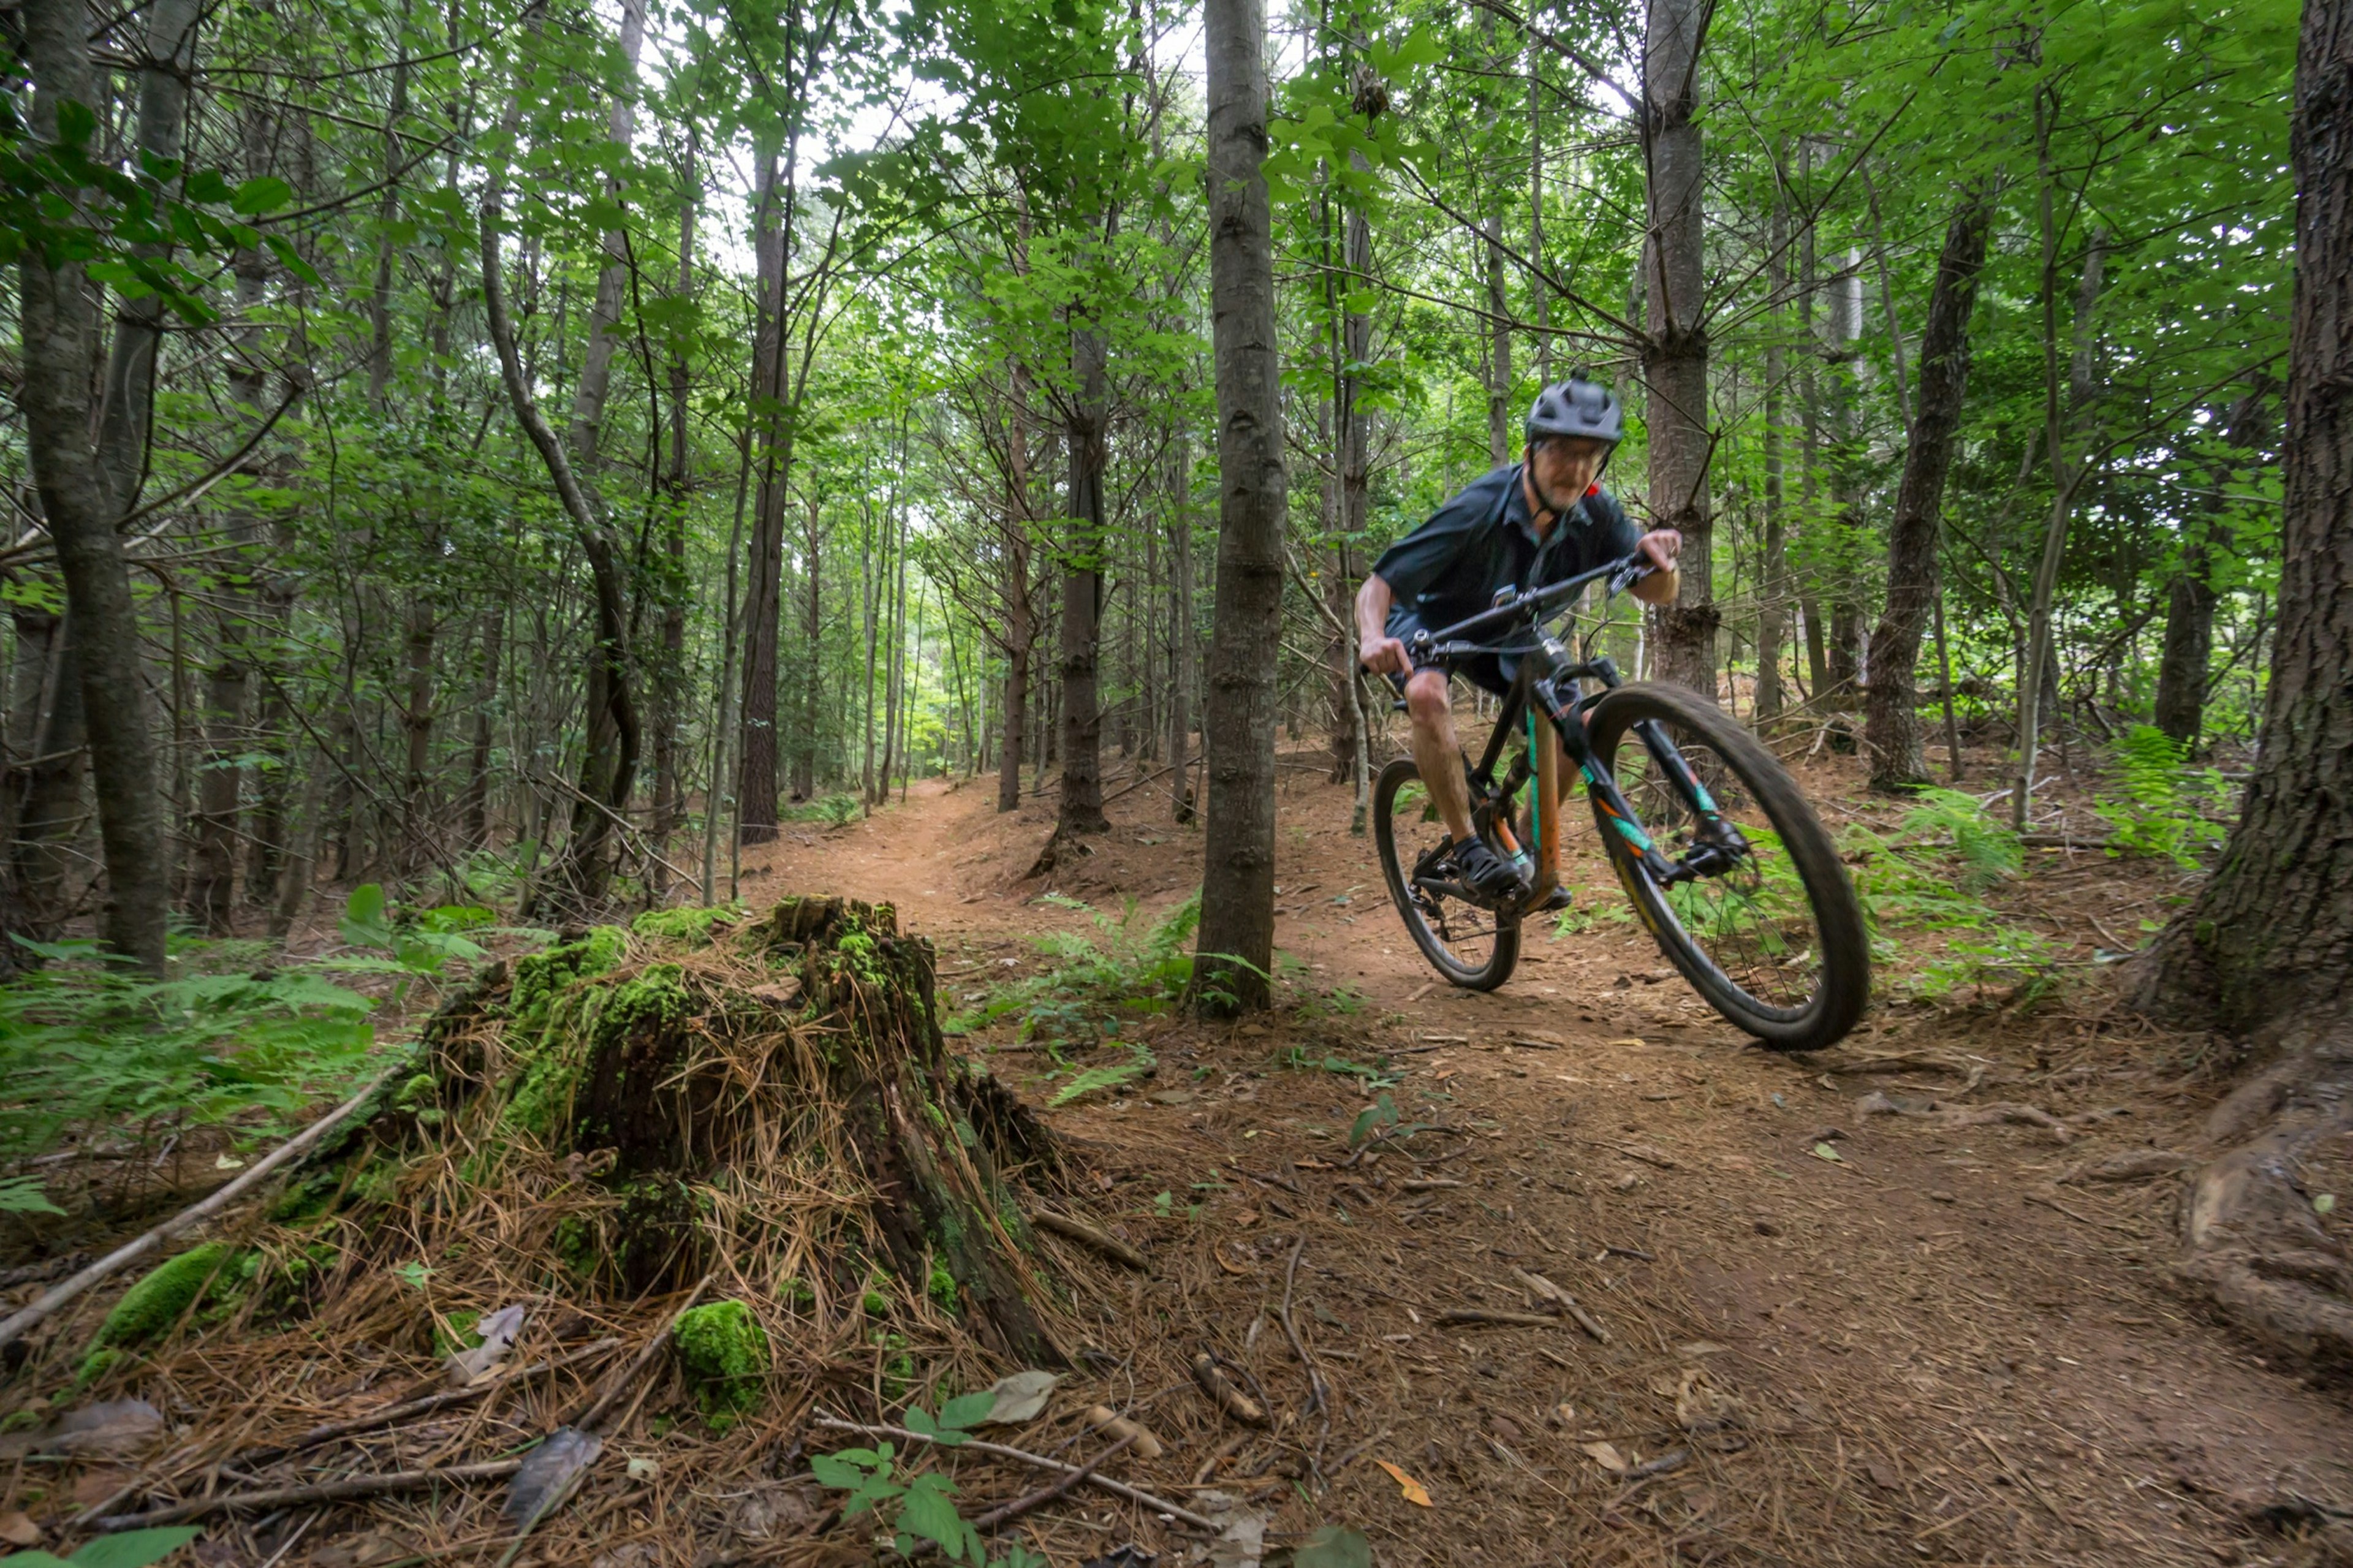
1371, 554, 1869, 1051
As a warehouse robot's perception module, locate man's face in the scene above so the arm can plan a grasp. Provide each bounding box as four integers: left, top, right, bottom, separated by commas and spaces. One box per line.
1526, 436, 1608, 514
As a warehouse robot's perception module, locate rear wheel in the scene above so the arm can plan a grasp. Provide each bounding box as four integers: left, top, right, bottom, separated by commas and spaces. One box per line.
1583, 683, 1869, 1049
1373, 757, 1520, 991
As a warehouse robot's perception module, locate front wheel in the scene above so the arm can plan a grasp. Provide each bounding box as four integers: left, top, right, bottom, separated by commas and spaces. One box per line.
1584, 683, 1869, 1050
1373, 757, 1520, 991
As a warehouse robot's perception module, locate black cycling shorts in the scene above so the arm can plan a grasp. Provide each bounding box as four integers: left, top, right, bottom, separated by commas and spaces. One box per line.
1385, 605, 1515, 699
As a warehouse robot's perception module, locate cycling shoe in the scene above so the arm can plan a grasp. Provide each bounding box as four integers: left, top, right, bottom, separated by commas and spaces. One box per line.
1537, 884, 1574, 912
1451, 839, 1526, 898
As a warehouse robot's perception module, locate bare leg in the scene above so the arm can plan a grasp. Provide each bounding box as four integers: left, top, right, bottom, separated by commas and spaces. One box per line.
1405, 669, 1477, 844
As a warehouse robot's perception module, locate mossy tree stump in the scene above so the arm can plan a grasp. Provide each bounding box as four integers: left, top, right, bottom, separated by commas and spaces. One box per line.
331, 896, 1066, 1368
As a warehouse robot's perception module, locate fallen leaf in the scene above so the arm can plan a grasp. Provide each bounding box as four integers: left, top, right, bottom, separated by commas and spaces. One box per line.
1866, 1458, 1900, 1490
502, 1426, 602, 1530
1580, 1441, 1629, 1474
445, 1301, 528, 1387
1547, 1402, 1577, 1428
1214, 1246, 1253, 1277
1231, 1208, 1260, 1227
626, 1456, 659, 1482
0, 1509, 39, 1547
982, 1368, 1060, 1425
2317, 1194, 2338, 1216
48, 1398, 164, 1455
1811, 1142, 1844, 1164
1085, 1404, 1165, 1459
748, 980, 801, 1009
1678, 1341, 1729, 1356
1675, 1369, 1743, 1433
1373, 1458, 1433, 1506
214, 1153, 245, 1170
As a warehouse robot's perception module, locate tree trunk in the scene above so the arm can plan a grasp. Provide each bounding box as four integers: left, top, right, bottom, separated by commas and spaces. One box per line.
739, 151, 788, 844
481, 37, 639, 914
996, 365, 1034, 815
2153, 385, 2269, 750
1865, 194, 1993, 792
12, 0, 201, 974
1483, 207, 1514, 469
1167, 436, 1194, 824
2012, 137, 2107, 831
1640, 0, 1715, 698
1055, 323, 1111, 838
465, 607, 503, 846
1194, 0, 1286, 1013
652, 149, 695, 872
2133, 0, 2353, 1357
797, 496, 823, 801
1755, 194, 1789, 725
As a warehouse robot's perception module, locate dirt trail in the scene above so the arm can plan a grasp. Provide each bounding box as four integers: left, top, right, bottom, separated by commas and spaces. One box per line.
743, 760, 2353, 1567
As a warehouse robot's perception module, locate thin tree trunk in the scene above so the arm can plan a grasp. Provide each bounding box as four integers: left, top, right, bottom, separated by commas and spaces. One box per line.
1055, 317, 1112, 838
1865, 194, 1994, 791
2153, 384, 2268, 749
1755, 192, 1790, 724
1195, 0, 1287, 1012
997, 365, 1034, 814
738, 150, 787, 843
1167, 436, 1193, 824
13, 0, 202, 974
1641, 0, 1715, 697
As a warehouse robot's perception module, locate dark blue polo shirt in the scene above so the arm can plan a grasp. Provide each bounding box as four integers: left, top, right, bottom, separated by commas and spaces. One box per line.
1373, 463, 1640, 634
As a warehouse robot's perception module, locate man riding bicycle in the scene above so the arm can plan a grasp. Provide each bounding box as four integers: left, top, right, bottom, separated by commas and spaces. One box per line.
1355, 376, 1684, 903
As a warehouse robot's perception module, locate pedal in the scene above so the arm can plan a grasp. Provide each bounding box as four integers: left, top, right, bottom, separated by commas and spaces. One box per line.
1536, 885, 1574, 913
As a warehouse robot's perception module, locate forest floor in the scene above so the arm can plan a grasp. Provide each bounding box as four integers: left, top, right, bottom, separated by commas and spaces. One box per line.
7, 733, 2353, 1568
722, 735, 2353, 1568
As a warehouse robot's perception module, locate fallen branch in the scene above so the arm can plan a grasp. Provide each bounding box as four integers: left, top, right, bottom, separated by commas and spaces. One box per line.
1434, 1308, 1560, 1329
96, 1459, 525, 1531
1031, 1211, 1150, 1272
241, 1336, 624, 1466
0, 1065, 402, 1354
1190, 1352, 1268, 1426
968, 1433, 1136, 1534
1509, 1266, 1612, 1344
808, 1415, 1219, 1532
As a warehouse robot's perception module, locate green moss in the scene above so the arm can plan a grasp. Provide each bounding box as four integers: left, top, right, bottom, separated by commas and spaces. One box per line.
631, 906, 737, 948
596, 964, 691, 1047
509, 927, 629, 1021
672, 1300, 771, 1432
78, 1243, 243, 1380
0, 1409, 39, 1436
86, 1243, 239, 1356
778, 1275, 816, 1308
553, 1216, 598, 1278
926, 1258, 958, 1310
862, 1286, 891, 1315
72, 1348, 124, 1389
394, 1073, 438, 1112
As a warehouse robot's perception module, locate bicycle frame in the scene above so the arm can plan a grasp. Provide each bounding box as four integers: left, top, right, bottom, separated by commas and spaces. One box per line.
1401, 556, 1746, 918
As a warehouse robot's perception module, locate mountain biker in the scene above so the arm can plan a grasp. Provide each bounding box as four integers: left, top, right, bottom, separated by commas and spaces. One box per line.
1355, 376, 1683, 901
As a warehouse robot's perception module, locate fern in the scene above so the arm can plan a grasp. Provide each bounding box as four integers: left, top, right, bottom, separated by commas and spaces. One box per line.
2093, 725, 2229, 867
1046, 1043, 1156, 1107
957, 893, 1201, 1047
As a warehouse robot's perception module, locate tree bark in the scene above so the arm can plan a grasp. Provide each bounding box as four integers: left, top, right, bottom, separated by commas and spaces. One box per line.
1167, 436, 1194, 824
997, 365, 1035, 814
2134, 0, 2353, 1358
2153, 385, 2269, 750
1865, 194, 1993, 792
1755, 194, 1790, 724
1640, 0, 1716, 698
1055, 321, 1111, 838
1194, 0, 1287, 1013
13, 0, 201, 974
739, 150, 788, 844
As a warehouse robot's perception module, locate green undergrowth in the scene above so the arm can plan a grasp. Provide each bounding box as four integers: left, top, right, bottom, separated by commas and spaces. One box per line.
954, 892, 1199, 1049
781, 792, 863, 827
1838, 789, 2061, 1002
2094, 725, 2232, 868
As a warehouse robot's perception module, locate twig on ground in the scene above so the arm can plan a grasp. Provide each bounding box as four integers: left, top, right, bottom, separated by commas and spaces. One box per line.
241, 1337, 624, 1466
571, 1276, 714, 1431
1278, 1237, 1328, 1416
967, 1433, 1136, 1534
1031, 1211, 1151, 1271
95, 1460, 526, 1530
0, 1065, 403, 1354
1190, 1352, 1268, 1426
1435, 1308, 1561, 1328
807, 1415, 1219, 1531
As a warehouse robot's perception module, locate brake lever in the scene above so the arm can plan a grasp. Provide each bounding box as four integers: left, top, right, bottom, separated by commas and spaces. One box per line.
1607, 556, 1654, 597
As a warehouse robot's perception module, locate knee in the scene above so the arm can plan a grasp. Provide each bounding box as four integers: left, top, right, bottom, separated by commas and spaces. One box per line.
1404, 671, 1450, 722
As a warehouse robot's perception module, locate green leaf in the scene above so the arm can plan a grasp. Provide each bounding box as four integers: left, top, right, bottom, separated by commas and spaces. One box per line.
0, 1175, 66, 1215
902, 1405, 969, 1447
230, 176, 294, 215
341, 884, 392, 950
183, 170, 232, 204
1294, 1526, 1374, 1568
810, 1451, 874, 1489
896, 1475, 976, 1560
64, 1526, 204, 1567
939, 1391, 997, 1431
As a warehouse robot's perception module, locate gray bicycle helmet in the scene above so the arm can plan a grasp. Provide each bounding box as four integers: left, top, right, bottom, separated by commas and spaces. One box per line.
1525, 376, 1624, 445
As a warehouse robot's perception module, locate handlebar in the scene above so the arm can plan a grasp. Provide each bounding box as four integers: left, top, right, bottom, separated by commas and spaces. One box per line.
1404, 551, 1655, 661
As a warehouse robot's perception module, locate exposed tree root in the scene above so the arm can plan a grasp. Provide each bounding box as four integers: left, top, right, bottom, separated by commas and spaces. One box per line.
2172, 1036, 2353, 1362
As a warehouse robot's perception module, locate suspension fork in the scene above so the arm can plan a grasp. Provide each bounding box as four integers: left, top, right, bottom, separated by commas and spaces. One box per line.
1536, 677, 1689, 884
